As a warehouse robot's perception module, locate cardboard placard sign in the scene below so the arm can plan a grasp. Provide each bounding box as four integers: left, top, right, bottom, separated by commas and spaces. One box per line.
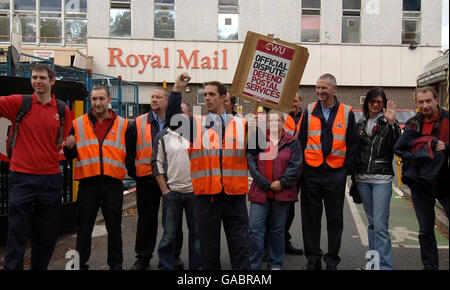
231, 31, 309, 112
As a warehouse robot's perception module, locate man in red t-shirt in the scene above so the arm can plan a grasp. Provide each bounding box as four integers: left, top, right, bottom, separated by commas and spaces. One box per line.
0, 64, 71, 270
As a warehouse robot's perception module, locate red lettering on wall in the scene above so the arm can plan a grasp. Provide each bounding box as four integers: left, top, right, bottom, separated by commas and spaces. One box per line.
126, 54, 139, 67
213, 51, 219, 69
151, 55, 162, 68
164, 47, 169, 68
222, 49, 228, 69
177, 50, 200, 69
108, 47, 126, 67
201, 56, 211, 69
107, 47, 228, 71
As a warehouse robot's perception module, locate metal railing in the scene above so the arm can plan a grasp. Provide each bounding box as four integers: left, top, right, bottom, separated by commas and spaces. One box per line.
0, 160, 74, 217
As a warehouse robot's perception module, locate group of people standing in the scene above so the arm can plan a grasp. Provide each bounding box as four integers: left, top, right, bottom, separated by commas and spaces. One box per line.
0, 64, 448, 271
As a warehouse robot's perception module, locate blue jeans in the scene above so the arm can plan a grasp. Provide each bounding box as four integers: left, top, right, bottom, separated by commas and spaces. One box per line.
409, 183, 449, 270
158, 191, 201, 270
249, 199, 292, 270
356, 182, 393, 270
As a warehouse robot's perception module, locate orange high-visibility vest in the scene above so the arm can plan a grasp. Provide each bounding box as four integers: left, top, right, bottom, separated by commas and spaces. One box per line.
284, 113, 303, 137
304, 102, 351, 168
73, 114, 128, 180
189, 115, 248, 195
135, 113, 153, 177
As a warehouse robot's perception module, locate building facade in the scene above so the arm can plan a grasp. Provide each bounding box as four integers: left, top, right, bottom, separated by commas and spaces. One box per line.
0, 0, 444, 115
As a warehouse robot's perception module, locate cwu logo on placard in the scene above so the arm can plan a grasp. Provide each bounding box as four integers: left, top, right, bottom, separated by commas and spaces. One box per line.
265, 43, 286, 55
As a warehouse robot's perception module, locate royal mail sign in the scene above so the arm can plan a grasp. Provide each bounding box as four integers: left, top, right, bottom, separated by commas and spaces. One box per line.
108, 47, 228, 73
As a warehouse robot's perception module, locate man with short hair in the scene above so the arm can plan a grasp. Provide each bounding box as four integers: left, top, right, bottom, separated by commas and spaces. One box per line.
224, 92, 239, 116
152, 101, 201, 270
126, 87, 181, 270
299, 73, 358, 270
64, 85, 128, 270
394, 86, 449, 270
0, 64, 71, 270
285, 91, 303, 138
165, 73, 252, 270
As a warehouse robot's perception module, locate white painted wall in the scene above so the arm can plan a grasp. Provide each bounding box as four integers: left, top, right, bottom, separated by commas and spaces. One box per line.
89, 0, 441, 46
88, 38, 440, 88
85, 0, 443, 104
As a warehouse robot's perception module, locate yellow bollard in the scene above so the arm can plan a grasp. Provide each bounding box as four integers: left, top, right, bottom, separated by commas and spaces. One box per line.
71, 100, 85, 202
396, 155, 403, 187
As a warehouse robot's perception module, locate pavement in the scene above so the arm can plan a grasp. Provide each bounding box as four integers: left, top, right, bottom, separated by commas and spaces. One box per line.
0, 181, 447, 271
397, 184, 449, 236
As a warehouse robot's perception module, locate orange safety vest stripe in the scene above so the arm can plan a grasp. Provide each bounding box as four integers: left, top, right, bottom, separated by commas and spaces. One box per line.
304, 102, 351, 168
135, 113, 153, 177
73, 114, 128, 180
284, 113, 303, 137
189, 115, 248, 195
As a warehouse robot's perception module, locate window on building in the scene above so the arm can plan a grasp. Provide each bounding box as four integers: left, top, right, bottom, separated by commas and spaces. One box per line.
0, 0, 88, 46
402, 0, 421, 44
14, 0, 36, 10
16, 0, 37, 43
342, 0, 361, 43
197, 87, 205, 105
65, 0, 87, 45
0, 0, 9, 42
110, 0, 131, 37
301, 0, 320, 42
40, 0, 62, 44
218, 0, 238, 41
154, 0, 175, 39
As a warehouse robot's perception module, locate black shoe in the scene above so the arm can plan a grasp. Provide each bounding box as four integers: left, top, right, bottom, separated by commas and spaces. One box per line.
174, 257, 184, 270
130, 259, 149, 270
304, 260, 322, 270
285, 242, 304, 255
326, 264, 337, 270
109, 265, 123, 270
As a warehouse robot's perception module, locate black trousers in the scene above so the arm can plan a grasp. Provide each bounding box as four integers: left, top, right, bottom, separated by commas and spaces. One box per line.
300, 168, 346, 267
134, 177, 162, 262
195, 193, 250, 270
76, 177, 123, 269
284, 202, 296, 245
4, 172, 62, 270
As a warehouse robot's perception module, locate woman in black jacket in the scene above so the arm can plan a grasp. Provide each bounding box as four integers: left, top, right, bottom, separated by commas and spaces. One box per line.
355, 87, 401, 270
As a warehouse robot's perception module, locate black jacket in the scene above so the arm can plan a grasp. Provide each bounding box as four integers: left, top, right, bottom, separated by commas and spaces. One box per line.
125, 110, 163, 181
355, 114, 401, 176
299, 97, 358, 176
394, 109, 449, 197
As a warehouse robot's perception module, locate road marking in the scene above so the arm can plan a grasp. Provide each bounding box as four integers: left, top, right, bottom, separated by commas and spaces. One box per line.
346, 183, 449, 249
345, 183, 369, 246
392, 186, 404, 197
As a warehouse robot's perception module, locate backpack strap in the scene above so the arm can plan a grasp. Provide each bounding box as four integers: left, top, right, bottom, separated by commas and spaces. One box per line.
9, 94, 33, 149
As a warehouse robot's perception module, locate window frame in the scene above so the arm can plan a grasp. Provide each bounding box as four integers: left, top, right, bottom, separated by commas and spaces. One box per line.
110, 0, 132, 38
197, 87, 205, 105
0, 4, 9, 43
0, 0, 89, 46
218, 0, 238, 41
401, 0, 421, 44
341, 0, 361, 44
301, 0, 321, 43
154, 0, 175, 39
